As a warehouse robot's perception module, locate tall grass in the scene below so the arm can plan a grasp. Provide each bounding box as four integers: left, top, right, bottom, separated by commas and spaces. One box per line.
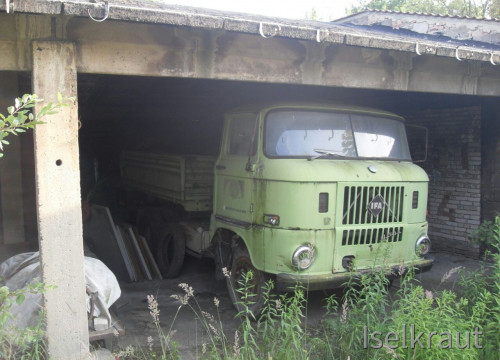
116, 218, 500, 359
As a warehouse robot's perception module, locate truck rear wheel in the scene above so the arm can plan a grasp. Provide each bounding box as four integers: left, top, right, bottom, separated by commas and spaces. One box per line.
137, 209, 163, 250
226, 247, 266, 317
155, 223, 186, 278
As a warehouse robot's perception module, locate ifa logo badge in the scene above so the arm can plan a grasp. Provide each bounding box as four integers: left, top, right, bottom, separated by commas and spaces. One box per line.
367, 195, 385, 217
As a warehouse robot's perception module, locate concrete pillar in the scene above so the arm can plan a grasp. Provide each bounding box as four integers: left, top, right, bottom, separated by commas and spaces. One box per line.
0, 72, 25, 245
32, 41, 89, 359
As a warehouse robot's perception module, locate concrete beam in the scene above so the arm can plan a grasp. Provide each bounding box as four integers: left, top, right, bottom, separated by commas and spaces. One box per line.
2, 14, 500, 96
66, 18, 500, 96
0, 72, 25, 245
32, 41, 88, 359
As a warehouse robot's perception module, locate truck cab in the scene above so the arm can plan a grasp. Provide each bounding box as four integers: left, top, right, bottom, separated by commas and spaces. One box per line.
211, 103, 433, 312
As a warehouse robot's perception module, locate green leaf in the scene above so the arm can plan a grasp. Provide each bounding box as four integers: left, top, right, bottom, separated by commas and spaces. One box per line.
14, 98, 20, 108
57, 92, 63, 103
16, 293, 25, 305
15, 128, 25, 133
18, 113, 27, 123
1, 140, 10, 145
28, 113, 34, 121
7, 106, 14, 115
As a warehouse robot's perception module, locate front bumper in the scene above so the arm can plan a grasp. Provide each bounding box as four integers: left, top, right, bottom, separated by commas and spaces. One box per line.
275, 258, 434, 291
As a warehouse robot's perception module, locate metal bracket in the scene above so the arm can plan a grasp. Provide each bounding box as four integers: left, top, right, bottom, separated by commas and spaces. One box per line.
415, 42, 422, 56
88, 0, 109, 22
490, 52, 497, 66
259, 22, 281, 39
5, 0, 10, 14
455, 47, 463, 61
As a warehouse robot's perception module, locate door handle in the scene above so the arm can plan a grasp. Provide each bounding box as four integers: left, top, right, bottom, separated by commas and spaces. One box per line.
216, 165, 226, 170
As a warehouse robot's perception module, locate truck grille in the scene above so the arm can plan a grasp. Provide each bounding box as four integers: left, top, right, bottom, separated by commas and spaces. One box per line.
342, 185, 404, 225
342, 226, 404, 246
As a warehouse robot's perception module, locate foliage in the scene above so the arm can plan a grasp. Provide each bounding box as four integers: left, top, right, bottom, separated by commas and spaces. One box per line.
459, 220, 500, 358
349, 0, 499, 18
0, 93, 73, 158
121, 227, 500, 359
469, 214, 500, 250
305, 7, 319, 20
0, 282, 48, 360
319, 234, 500, 360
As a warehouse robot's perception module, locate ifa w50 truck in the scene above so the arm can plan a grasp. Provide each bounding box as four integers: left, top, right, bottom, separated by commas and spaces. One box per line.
121, 103, 433, 313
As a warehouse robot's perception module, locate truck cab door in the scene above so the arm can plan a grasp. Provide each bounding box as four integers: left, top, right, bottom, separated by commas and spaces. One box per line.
214, 113, 258, 228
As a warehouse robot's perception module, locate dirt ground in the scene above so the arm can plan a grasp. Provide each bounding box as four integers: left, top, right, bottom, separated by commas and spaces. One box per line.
109, 251, 483, 358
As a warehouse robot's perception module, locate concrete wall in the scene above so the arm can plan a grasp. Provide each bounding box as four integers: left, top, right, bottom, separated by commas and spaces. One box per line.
407, 107, 482, 257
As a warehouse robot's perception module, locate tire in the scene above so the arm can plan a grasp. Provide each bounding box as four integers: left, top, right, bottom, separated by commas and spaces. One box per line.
155, 223, 186, 278
137, 209, 163, 250
226, 246, 266, 317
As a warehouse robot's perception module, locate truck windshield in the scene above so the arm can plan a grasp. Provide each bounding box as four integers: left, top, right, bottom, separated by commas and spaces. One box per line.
264, 110, 411, 160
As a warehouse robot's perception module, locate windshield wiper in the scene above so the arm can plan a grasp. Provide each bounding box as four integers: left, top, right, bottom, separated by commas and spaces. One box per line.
308, 149, 349, 161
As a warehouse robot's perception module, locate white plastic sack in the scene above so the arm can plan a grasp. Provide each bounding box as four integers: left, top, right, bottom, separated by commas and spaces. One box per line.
0, 252, 121, 329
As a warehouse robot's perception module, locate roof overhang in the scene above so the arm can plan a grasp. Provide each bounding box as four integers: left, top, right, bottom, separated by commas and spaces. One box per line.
1, 0, 499, 64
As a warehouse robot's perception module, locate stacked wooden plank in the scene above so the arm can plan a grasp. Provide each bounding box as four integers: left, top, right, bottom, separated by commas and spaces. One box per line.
83, 205, 162, 282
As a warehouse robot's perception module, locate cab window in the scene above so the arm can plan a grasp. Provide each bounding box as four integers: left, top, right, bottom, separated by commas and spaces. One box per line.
228, 114, 257, 156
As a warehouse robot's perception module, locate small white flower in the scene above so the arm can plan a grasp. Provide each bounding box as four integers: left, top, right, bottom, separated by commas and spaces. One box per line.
441, 266, 463, 283
179, 283, 194, 297
340, 299, 349, 323
147, 336, 154, 351
147, 295, 160, 324
202, 310, 215, 323
233, 331, 240, 357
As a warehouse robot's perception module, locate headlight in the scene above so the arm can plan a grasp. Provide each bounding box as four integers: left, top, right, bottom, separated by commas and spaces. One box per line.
415, 236, 431, 256
292, 246, 315, 270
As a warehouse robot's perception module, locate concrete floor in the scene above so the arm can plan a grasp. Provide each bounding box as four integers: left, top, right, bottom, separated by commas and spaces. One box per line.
108, 251, 484, 358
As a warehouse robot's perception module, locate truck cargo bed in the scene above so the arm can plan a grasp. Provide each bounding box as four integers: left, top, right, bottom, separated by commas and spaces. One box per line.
121, 151, 216, 212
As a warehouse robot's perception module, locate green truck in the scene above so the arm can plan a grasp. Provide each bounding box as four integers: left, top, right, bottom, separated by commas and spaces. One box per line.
121, 102, 433, 313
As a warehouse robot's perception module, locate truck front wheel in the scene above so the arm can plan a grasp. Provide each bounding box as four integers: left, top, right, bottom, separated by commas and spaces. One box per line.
155, 223, 186, 278
227, 247, 266, 317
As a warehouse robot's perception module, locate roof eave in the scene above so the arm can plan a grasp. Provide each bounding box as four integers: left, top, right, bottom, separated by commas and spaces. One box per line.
1, 0, 499, 64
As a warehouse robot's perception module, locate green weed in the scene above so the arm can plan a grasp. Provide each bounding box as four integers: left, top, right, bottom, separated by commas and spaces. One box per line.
0, 282, 48, 360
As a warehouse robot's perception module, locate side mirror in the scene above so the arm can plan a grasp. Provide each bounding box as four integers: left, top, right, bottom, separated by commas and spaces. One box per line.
406, 125, 428, 163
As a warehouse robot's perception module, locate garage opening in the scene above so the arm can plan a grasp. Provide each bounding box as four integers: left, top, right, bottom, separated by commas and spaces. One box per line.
77, 74, 499, 256
1, 72, 498, 261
